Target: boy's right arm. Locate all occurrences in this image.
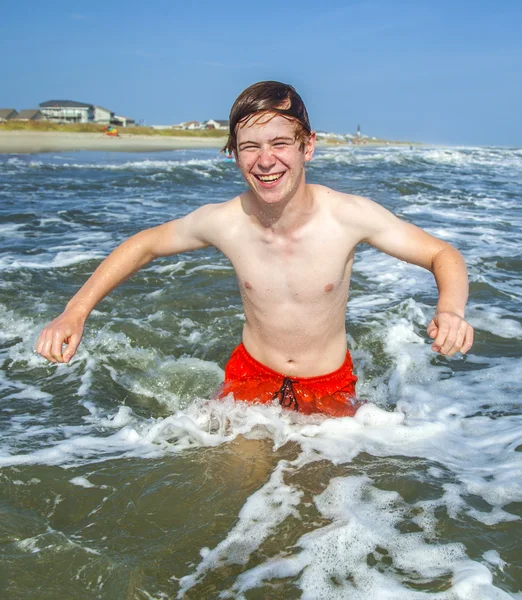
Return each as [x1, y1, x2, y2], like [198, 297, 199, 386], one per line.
[36, 208, 213, 363]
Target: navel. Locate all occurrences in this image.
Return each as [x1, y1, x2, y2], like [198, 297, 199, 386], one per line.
[324, 283, 334, 293]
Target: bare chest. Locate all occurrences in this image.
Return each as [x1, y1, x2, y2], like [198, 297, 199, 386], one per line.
[223, 224, 356, 304]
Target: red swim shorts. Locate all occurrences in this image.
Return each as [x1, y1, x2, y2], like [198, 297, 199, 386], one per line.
[218, 343, 360, 417]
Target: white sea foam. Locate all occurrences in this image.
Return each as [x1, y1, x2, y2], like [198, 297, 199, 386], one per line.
[185, 263, 234, 275]
[483, 550, 508, 572]
[69, 476, 96, 488]
[0, 250, 105, 271]
[0, 222, 24, 236]
[58, 158, 223, 172]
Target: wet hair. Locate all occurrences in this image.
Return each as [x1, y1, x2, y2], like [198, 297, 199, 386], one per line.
[223, 81, 312, 154]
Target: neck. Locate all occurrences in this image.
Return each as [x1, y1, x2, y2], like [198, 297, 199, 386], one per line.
[246, 181, 314, 233]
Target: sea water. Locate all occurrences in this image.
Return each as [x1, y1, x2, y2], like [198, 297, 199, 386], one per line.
[0, 145, 521, 599]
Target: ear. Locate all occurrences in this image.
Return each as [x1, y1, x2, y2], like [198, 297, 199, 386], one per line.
[304, 131, 316, 162]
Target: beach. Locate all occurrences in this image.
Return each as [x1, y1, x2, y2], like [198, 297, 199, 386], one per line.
[0, 130, 409, 154]
[0, 130, 227, 154]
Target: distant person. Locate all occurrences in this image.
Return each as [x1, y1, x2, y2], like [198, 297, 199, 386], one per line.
[221, 148, 234, 161]
[36, 81, 474, 417]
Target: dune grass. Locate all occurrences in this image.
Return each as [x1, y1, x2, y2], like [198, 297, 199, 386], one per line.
[0, 121, 227, 137]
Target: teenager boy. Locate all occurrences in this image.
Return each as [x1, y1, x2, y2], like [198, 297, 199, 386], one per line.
[36, 81, 474, 417]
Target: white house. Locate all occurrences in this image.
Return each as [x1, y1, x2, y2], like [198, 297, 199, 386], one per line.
[92, 105, 112, 125]
[111, 115, 135, 128]
[40, 100, 91, 123]
[39, 100, 113, 125]
[183, 120, 202, 130]
[204, 119, 229, 130]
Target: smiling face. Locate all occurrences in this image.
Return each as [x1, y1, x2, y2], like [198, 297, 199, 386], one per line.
[235, 113, 315, 207]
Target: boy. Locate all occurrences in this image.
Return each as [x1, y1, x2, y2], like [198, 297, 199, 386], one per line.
[36, 81, 473, 417]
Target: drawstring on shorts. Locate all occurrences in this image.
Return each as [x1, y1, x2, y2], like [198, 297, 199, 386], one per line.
[273, 377, 299, 411]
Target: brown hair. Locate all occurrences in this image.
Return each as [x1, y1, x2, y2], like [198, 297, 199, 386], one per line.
[223, 81, 312, 154]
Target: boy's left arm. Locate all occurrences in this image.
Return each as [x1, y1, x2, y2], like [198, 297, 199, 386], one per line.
[355, 197, 474, 356]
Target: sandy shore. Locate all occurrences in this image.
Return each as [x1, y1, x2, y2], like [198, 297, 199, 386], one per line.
[0, 130, 414, 154]
[0, 131, 228, 154]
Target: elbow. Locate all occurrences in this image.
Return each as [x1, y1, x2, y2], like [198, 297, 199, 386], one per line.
[430, 243, 465, 275]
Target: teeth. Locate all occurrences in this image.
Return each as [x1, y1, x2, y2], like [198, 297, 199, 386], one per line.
[257, 173, 283, 182]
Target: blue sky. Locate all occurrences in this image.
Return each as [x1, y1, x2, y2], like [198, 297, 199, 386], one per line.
[2, 0, 521, 146]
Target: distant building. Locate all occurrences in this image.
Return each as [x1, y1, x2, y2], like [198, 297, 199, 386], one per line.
[204, 119, 229, 130]
[15, 109, 45, 121]
[39, 100, 112, 125]
[92, 105, 112, 124]
[111, 115, 135, 127]
[0, 109, 19, 122]
[177, 119, 229, 130]
[183, 120, 202, 130]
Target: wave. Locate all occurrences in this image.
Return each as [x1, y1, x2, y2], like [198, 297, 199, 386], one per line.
[313, 145, 522, 172]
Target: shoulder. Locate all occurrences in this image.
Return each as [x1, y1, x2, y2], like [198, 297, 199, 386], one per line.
[311, 184, 388, 222]
[311, 184, 372, 206]
[181, 196, 241, 225]
[310, 185, 403, 244]
[177, 195, 243, 244]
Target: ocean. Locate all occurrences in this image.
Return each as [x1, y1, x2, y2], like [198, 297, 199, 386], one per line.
[0, 144, 521, 599]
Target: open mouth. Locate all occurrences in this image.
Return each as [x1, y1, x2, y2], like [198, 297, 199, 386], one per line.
[254, 172, 284, 184]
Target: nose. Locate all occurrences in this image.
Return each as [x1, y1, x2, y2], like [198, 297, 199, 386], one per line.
[257, 146, 276, 169]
